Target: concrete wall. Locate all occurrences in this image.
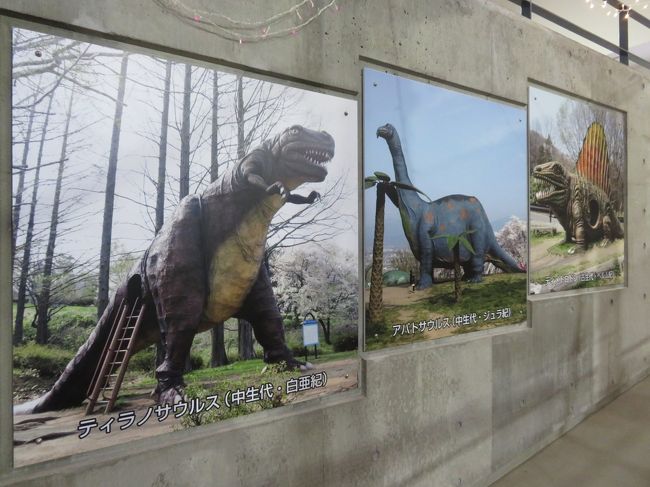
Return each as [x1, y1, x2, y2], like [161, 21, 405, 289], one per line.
[1, 1, 649, 485]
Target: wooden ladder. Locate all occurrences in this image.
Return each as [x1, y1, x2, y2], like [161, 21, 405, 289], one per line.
[86, 298, 147, 415]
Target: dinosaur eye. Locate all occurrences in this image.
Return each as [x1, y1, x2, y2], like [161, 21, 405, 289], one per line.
[289, 125, 301, 135]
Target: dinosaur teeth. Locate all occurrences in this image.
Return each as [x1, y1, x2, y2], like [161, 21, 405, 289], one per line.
[303, 148, 333, 165]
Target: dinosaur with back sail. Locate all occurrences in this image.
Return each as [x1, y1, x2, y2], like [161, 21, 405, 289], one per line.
[532, 122, 623, 249]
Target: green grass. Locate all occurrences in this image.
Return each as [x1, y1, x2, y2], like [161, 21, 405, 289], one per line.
[547, 241, 576, 256]
[530, 230, 561, 242]
[572, 275, 624, 289]
[11, 303, 96, 321]
[124, 350, 356, 390]
[13, 343, 73, 378]
[12, 303, 97, 347]
[366, 273, 527, 350]
[11, 301, 358, 400]
[12, 303, 35, 318]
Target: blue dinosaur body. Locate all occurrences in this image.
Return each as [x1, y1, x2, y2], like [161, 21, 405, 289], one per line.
[377, 123, 524, 289]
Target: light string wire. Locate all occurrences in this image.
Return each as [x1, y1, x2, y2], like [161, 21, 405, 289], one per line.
[153, 0, 340, 42]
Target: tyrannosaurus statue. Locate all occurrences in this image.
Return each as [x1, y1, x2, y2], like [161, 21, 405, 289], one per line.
[532, 122, 623, 250]
[376, 123, 524, 289]
[17, 125, 334, 413]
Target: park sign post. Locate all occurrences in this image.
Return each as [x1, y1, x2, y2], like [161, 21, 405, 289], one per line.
[302, 318, 319, 360]
[303, 319, 319, 346]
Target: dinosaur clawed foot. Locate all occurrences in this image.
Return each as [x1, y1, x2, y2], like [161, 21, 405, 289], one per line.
[285, 359, 314, 372]
[299, 360, 314, 372]
[264, 347, 314, 372]
[567, 245, 586, 255]
[152, 384, 185, 405]
[266, 357, 314, 372]
[415, 277, 433, 290]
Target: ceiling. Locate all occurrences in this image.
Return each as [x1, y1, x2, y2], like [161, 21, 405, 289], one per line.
[491, 0, 650, 65]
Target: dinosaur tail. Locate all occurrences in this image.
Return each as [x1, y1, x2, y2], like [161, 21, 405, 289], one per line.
[15, 275, 155, 414]
[487, 240, 525, 274]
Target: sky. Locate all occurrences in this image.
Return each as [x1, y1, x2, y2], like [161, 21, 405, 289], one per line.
[12, 28, 359, 282]
[528, 85, 571, 154]
[363, 68, 527, 251]
[528, 84, 626, 171]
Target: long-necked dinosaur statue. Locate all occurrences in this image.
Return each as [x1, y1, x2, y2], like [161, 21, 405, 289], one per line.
[17, 125, 333, 413]
[376, 123, 524, 289]
[532, 122, 623, 250]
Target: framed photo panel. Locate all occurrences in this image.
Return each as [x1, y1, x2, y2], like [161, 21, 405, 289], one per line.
[528, 85, 626, 294]
[11, 25, 359, 467]
[363, 68, 528, 350]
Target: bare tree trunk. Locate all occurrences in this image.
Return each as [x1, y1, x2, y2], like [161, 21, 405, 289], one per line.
[453, 243, 461, 302]
[12, 100, 36, 260]
[35, 90, 74, 344]
[97, 53, 129, 319]
[319, 317, 331, 345]
[209, 71, 229, 367]
[210, 71, 220, 182]
[179, 63, 191, 199]
[155, 59, 172, 366]
[368, 184, 386, 325]
[211, 325, 228, 367]
[234, 74, 255, 359]
[155, 59, 172, 234]
[179, 62, 192, 372]
[238, 320, 255, 360]
[14, 93, 54, 344]
[236, 75, 245, 158]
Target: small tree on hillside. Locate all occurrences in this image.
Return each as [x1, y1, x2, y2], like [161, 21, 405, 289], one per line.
[364, 171, 428, 325]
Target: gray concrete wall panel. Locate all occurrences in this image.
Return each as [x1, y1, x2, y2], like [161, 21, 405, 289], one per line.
[0, 1, 649, 486]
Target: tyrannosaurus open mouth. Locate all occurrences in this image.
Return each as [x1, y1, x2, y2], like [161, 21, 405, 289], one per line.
[280, 125, 335, 182]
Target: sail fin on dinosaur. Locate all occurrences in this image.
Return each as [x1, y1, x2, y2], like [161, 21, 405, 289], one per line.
[575, 122, 610, 196]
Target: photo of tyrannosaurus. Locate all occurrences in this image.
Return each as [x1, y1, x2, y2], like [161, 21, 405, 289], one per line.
[17, 124, 334, 413]
[376, 123, 525, 289]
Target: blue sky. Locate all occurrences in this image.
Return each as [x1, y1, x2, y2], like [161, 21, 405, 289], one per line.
[528, 86, 570, 154]
[363, 68, 527, 250]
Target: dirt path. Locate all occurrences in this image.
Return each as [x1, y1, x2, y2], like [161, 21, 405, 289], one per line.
[378, 286, 457, 340]
[530, 236, 624, 293]
[13, 358, 358, 467]
[531, 236, 623, 275]
[367, 286, 445, 323]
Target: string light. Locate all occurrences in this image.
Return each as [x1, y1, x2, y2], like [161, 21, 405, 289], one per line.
[153, 0, 341, 43]
[586, 0, 650, 19]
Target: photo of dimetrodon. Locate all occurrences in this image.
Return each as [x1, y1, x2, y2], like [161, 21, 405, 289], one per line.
[529, 86, 625, 295]
[363, 68, 528, 350]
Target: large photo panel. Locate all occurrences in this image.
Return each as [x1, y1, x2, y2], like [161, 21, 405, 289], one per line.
[11, 26, 358, 467]
[528, 85, 626, 294]
[363, 68, 528, 351]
